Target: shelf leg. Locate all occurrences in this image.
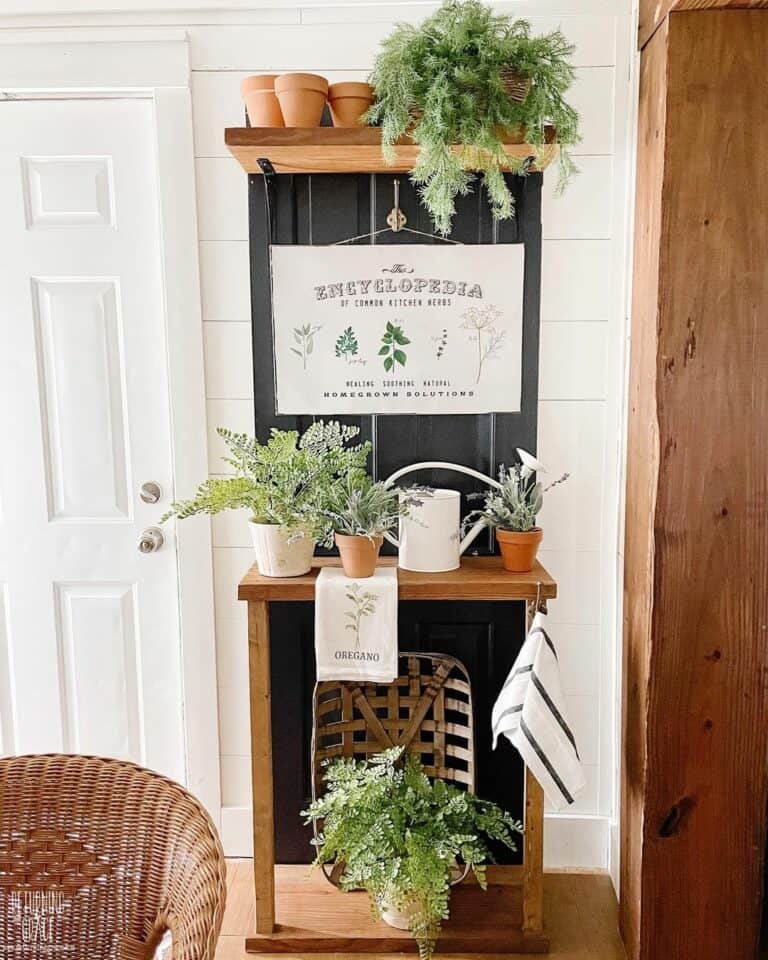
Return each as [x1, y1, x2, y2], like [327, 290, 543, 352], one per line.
[523, 598, 545, 937]
[248, 599, 275, 935]
[523, 768, 545, 934]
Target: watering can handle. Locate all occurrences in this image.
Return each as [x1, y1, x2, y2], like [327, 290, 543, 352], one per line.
[382, 461, 503, 550]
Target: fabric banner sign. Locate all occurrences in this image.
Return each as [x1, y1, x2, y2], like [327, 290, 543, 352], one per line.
[270, 244, 524, 415]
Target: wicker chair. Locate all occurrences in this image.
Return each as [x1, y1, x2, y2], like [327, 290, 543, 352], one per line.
[0, 754, 226, 960]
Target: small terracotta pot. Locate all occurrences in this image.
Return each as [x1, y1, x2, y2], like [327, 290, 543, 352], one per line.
[335, 533, 383, 579]
[496, 527, 543, 573]
[328, 81, 374, 128]
[240, 75, 284, 128]
[274, 72, 328, 127]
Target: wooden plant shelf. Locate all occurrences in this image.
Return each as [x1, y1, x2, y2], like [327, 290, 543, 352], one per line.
[239, 555, 557, 602]
[225, 126, 558, 175]
[245, 865, 549, 954]
[239, 555, 556, 955]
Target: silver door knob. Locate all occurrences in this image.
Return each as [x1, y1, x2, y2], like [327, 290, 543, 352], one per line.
[137, 527, 164, 554]
[140, 481, 162, 504]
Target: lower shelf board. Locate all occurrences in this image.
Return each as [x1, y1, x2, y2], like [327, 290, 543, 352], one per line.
[245, 865, 549, 955]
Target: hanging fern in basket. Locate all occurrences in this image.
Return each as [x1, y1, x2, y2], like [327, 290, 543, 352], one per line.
[365, 0, 580, 234]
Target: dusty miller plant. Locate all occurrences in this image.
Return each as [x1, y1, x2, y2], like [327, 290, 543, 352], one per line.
[303, 748, 521, 960]
[366, 0, 580, 234]
[464, 455, 568, 533]
[318, 475, 427, 547]
[161, 421, 370, 538]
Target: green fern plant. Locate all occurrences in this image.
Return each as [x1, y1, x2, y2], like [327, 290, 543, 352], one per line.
[161, 421, 370, 537]
[366, 0, 580, 234]
[303, 748, 522, 960]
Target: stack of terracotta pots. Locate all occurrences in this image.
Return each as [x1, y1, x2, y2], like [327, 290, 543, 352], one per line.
[240, 73, 374, 128]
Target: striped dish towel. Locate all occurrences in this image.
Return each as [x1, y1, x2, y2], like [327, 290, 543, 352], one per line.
[492, 612, 585, 811]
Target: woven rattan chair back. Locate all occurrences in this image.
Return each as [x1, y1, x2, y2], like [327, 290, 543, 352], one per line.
[0, 754, 226, 960]
[313, 652, 475, 797]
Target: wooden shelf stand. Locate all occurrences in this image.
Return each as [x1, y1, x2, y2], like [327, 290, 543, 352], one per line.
[238, 556, 556, 955]
[225, 126, 558, 175]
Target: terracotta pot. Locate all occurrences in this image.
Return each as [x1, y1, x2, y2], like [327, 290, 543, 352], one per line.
[496, 527, 543, 573]
[335, 533, 383, 578]
[249, 522, 314, 577]
[241, 74, 284, 128]
[328, 81, 374, 128]
[274, 72, 328, 127]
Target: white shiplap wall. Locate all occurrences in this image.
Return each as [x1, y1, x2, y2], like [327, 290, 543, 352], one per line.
[0, 0, 635, 875]
[192, 1, 635, 873]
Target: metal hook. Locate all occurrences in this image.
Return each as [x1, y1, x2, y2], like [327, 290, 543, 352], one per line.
[386, 178, 407, 233]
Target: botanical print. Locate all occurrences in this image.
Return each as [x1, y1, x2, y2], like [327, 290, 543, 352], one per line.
[379, 321, 410, 372]
[460, 304, 506, 383]
[271, 244, 524, 414]
[335, 326, 361, 364]
[291, 323, 322, 369]
[344, 582, 378, 649]
[432, 328, 448, 359]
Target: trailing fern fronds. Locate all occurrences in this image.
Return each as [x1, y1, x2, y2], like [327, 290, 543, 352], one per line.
[303, 749, 522, 959]
[366, 0, 580, 234]
[161, 421, 371, 536]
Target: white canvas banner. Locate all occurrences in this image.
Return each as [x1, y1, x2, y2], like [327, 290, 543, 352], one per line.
[270, 244, 524, 415]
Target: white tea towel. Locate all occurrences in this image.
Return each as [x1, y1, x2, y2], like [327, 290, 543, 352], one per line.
[492, 612, 586, 811]
[315, 567, 398, 682]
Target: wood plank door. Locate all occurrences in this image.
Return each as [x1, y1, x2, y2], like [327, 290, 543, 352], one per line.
[247, 172, 542, 863]
[0, 98, 185, 781]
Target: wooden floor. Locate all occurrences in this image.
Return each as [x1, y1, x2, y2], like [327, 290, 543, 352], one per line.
[216, 860, 627, 960]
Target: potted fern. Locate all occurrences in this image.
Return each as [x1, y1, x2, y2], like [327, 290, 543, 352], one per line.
[161, 421, 370, 578]
[366, 0, 580, 234]
[464, 448, 569, 572]
[303, 748, 521, 959]
[318, 475, 425, 578]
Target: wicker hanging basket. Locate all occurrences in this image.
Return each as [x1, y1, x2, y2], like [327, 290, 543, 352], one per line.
[500, 67, 532, 103]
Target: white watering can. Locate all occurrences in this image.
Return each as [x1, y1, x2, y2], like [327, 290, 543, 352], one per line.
[384, 461, 503, 573]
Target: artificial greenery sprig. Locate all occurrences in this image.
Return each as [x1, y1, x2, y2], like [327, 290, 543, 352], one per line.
[318, 475, 427, 547]
[161, 421, 370, 538]
[303, 748, 521, 960]
[366, 0, 580, 234]
[464, 450, 568, 533]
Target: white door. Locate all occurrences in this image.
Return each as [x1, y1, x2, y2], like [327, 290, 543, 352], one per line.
[0, 98, 185, 783]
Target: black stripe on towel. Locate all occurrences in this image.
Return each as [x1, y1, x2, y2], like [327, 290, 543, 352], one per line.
[501, 663, 533, 692]
[530, 672, 580, 760]
[529, 626, 558, 662]
[494, 703, 523, 728]
[520, 716, 574, 805]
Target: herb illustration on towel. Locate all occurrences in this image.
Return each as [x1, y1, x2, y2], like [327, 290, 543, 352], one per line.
[344, 583, 377, 649]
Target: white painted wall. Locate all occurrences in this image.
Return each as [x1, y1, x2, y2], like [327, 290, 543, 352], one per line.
[0, 0, 636, 877]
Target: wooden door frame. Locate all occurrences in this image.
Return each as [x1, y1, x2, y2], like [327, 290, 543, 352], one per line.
[0, 29, 221, 824]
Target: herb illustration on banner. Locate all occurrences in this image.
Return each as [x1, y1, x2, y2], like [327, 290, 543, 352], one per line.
[271, 244, 524, 415]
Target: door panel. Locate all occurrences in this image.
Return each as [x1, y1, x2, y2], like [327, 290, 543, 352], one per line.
[248, 169, 543, 862]
[0, 99, 184, 781]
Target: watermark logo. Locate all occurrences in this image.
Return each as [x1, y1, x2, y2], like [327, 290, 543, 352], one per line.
[8, 890, 66, 947]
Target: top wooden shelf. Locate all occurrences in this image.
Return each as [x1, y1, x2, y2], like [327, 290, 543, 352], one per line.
[238, 555, 556, 602]
[224, 127, 558, 175]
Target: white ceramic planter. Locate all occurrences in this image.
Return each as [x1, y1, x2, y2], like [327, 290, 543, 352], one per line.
[380, 899, 417, 931]
[249, 522, 314, 577]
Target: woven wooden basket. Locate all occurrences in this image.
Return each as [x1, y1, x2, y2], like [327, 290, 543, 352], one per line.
[500, 67, 532, 103]
[311, 653, 475, 887]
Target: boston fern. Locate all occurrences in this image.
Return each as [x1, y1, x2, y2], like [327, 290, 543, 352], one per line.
[303, 748, 521, 959]
[366, 0, 580, 234]
[318, 475, 425, 547]
[161, 421, 370, 536]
